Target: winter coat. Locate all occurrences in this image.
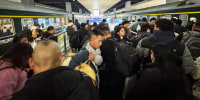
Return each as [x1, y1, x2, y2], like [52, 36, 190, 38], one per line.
[136, 30, 194, 74]
[0, 59, 27, 100]
[42, 31, 57, 42]
[125, 63, 193, 100]
[11, 67, 100, 100]
[67, 23, 77, 31]
[99, 37, 126, 100]
[181, 30, 200, 44]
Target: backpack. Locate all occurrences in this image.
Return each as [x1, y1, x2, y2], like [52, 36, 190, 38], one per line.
[185, 35, 200, 60]
[108, 38, 140, 76]
[69, 31, 80, 48]
[67, 25, 75, 37]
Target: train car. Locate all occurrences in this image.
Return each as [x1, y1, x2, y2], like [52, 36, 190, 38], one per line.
[0, 0, 72, 54]
[116, 1, 200, 26]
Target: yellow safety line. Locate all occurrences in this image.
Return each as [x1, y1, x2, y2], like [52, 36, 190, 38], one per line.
[58, 34, 64, 40]
[0, 15, 68, 18]
[128, 11, 200, 16]
[62, 56, 72, 66]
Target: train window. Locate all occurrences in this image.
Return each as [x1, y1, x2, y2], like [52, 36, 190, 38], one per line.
[38, 18, 46, 29]
[21, 18, 34, 30]
[0, 18, 15, 38]
[179, 14, 188, 26]
[190, 17, 197, 22]
[49, 18, 55, 26]
[45, 18, 49, 27]
[61, 18, 65, 25]
[55, 18, 61, 27]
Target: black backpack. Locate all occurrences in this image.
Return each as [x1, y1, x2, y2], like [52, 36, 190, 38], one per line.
[108, 38, 140, 76]
[69, 31, 80, 48]
[67, 25, 75, 37]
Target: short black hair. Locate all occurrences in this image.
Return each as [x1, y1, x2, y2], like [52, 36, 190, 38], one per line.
[155, 19, 174, 31]
[141, 23, 150, 32]
[22, 29, 33, 42]
[102, 19, 106, 22]
[171, 18, 177, 23]
[12, 33, 28, 45]
[47, 26, 54, 31]
[101, 27, 110, 36]
[142, 17, 147, 22]
[176, 19, 182, 25]
[80, 23, 87, 28]
[36, 24, 40, 27]
[122, 21, 130, 25]
[150, 17, 156, 22]
[137, 19, 141, 22]
[90, 29, 104, 37]
[69, 20, 73, 22]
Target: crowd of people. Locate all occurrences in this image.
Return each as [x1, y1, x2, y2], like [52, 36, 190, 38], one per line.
[0, 17, 200, 100]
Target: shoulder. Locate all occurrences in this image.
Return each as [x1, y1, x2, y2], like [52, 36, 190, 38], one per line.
[141, 36, 155, 48]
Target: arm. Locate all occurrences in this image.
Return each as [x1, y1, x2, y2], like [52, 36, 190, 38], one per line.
[182, 46, 194, 74]
[69, 50, 89, 68]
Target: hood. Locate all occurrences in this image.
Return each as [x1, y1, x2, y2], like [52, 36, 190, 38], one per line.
[189, 30, 200, 37]
[151, 30, 176, 43]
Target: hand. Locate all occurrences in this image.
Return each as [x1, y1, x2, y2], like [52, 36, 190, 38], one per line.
[88, 52, 95, 61]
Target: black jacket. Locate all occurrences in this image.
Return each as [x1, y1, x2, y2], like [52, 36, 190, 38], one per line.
[99, 37, 126, 100]
[125, 63, 193, 100]
[42, 31, 57, 42]
[78, 28, 89, 49]
[11, 67, 100, 100]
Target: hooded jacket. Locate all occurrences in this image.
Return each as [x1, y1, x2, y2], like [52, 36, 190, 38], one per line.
[136, 30, 194, 74]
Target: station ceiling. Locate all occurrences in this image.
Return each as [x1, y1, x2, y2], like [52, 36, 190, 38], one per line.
[34, 0, 144, 14]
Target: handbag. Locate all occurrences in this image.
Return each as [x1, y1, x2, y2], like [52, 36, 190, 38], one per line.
[74, 60, 96, 82]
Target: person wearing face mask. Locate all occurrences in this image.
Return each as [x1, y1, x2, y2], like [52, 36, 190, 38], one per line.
[125, 43, 195, 100]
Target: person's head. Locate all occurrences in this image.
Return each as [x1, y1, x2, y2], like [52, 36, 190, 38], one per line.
[185, 21, 194, 31]
[22, 29, 33, 42]
[102, 19, 106, 23]
[93, 22, 97, 27]
[29, 40, 63, 75]
[154, 19, 174, 31]
[171, 18, 177, 25]
[12, 33, 29, 46]
[47, 26, 55, 34]
[141, 17, 147, 22]
[35, 24, 40, 29]
[31, 27, 39, 38]
[122, 21, 130, 28]
[90, 29, 104, 49]
[101, 27, 111, 39]
[137, 19, 141, 22]
[1, 43, 33, 70]
[75, 19, 78, 22]
[80, 23, 88, 30]
[151, 43, 187, 94]
[192, 21, 200, 31]
[69, 20, 73, 23]
[132, 20, 135, 22]
[87, 20, 89, 24]
[150, 17, 156, 25]
[141, 23, 150, 32]
[115, 25, 125, 37]
[176, 19, 182, 25]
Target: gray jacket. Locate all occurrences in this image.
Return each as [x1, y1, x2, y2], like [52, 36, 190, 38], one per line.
[136, 38, 194, 74]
